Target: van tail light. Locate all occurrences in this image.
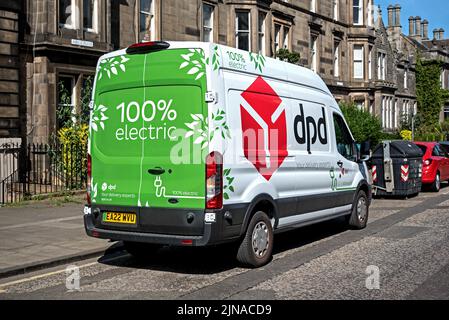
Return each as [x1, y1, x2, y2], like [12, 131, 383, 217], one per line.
[206, 152, 223, 210]
[424, 159, 432, 167]
[126, 41, 170, 55]
[87, 154, 92, 206]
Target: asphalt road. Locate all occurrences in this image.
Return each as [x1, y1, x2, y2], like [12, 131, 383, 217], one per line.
[1, 187, 449, 300]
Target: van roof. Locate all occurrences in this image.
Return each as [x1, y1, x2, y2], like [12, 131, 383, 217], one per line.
[98, 41, 333, 98]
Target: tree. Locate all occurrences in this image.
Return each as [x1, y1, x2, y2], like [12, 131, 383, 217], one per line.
[276, 48, 300, 65]
[415, 56, 449, 134]
[339, 102, 383, 145]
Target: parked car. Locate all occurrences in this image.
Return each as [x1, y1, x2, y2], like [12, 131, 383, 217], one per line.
[414, 142, 449, 192]
[438, 141, 449, 155]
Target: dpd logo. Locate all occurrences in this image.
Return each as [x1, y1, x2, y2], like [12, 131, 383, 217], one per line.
[294, 104, 328, 154]
[240, 76, 288, 181]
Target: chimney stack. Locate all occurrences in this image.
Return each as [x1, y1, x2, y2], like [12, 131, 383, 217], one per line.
[434, 28, 440, 40]
[439, 28, 445, 40]
[394, 4, 401, 27]
[409, 16, 415, 35]
[387, 5, 394, 27]
[415, 16, 422, 39]
[422, 20, 429, 40]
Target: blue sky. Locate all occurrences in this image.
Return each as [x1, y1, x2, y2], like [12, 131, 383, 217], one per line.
[376, 0, 449, 37]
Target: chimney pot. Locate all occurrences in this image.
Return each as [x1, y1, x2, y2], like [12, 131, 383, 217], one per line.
[422, 19, 429, 40]
[409, 16, 415, 35]
[387, 5, 394, 27]
[434, 28, 440, 40]
[415, 16, 422, 39]
[394, 4, 401, 27]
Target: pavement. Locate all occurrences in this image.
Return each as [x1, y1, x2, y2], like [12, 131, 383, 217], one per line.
[0, 198, 114, 278]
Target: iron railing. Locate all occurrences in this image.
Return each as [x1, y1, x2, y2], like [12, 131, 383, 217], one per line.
[0, 142, 87, 205]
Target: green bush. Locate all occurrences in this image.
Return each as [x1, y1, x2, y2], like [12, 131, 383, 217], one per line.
[52, 76, 92, 189]
[416, 57, 449, 130]
[400, 130, 412, 141]
[414, 124, 445, 142]
[276, 48, 300, 65]
[379, 131, 402, 141]
[339, 102, 383, 145]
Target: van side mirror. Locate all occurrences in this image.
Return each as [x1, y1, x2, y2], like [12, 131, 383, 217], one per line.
[358, 141, 371, 162]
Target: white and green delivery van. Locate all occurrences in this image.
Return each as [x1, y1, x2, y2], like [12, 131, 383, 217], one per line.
[84, 41, 372, 267]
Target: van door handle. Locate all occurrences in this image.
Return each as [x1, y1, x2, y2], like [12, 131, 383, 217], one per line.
[148, 167, 165, 175]
[337, 161, 344, 168]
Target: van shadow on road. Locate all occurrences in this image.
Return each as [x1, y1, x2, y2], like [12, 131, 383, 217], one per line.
[98, 218, 350, 275]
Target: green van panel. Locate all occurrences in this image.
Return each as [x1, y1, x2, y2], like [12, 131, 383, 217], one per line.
[90, 48, 208, 210]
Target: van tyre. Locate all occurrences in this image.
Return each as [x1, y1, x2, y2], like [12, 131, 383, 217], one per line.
[431, 172, 441, 192]
[124, 241, 161, 260]
[348, 190, 369, 229]
[237, 211, 273, 268]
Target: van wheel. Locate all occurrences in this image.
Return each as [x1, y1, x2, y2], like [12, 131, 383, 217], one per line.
[347, 190, 369, 229]
[237, 211, 273, 268]
[431, 172, 441, 192]
[123, 241, 161, 260]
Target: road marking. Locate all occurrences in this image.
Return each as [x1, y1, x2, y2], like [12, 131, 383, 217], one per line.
[0, 252, 129, 290]
[0, 262, 98, 289]
[0, 216, 81, 231]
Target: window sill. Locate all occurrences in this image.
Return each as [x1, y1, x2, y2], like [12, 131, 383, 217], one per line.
[59, 24, 77, 30]
[84, 29, 98, 34]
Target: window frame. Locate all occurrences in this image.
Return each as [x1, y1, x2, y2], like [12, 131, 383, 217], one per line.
[353, 0, 364, 26]
[310, 0, 317, 13]
[334, 40, 340, 77]
[368, 46, 373, 79]
[235, 10, 251, 51]
[139, 0, 156, 41]
[283, 26, 290, 50]
[310, 34, 318, 73]
[57, 74, 77, 129]
[404, 69, 408, 89]
[258, 11, 267, 55]
[59, 0, 79, 30]
[353, 44, 364, 79]
[202, 2, 214, 42]
[444, 106, 449, 120]
[333, 0, 339, 20]
[83, 0, 98, 33]
[377, 51, 386, 80]
[273, 23, 282, 57]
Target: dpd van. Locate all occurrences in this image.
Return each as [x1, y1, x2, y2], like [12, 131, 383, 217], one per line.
[84, 41, 372, 267]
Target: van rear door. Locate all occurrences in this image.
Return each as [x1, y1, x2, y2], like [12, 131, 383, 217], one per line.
[91, 47, 208, 211]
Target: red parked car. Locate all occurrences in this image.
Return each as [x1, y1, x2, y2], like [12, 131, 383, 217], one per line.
[414, 142, 449, 192]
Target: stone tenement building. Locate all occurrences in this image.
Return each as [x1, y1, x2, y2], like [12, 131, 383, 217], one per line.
[0, 0, 448, 142]
[0, 1, 22, 138]
[385, 6, 449, 127]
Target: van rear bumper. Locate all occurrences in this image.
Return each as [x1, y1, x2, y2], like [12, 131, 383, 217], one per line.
[84, 213, 213, 246]
[83, 203, 247, 246]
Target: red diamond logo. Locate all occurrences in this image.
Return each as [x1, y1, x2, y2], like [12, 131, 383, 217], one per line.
[240, 76, 288, 181]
